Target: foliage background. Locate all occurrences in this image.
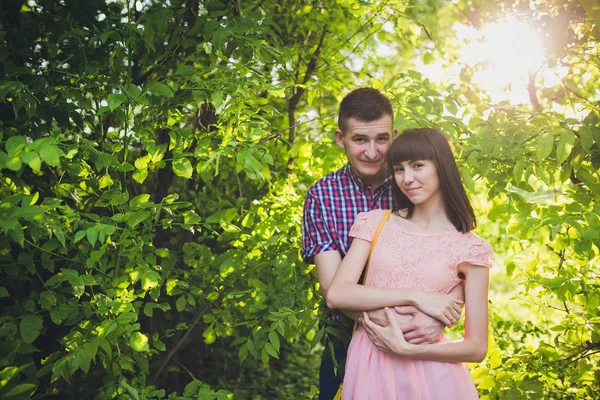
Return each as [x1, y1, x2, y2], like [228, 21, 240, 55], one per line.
[0, 0, 598, 399]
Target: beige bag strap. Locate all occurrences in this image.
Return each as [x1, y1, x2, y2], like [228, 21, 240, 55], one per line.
[363, 209, 392, 280]
[352, 209, 392, 335]
[334, 210, 394, 400]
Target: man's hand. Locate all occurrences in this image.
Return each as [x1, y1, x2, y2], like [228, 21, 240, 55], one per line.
[395, 283, 466, 344]
[395, 306, 446, 344]
[361, 309, 414, 356]
[358, 307, 446, 344]
[365, 308, 413, 327]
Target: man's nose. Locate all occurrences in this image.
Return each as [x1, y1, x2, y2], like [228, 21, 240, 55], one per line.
[364, 141, 377, 159]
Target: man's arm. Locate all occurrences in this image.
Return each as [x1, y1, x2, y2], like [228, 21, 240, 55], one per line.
[395, 282, 465, 344]
[316, 250, 466, 342]
[315, 251, 414, 326]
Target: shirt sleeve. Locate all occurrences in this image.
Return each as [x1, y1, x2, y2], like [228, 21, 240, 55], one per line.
[460, 236, 493, 268]
[301, 189, 338, 264]
[349, 210, 384, 243]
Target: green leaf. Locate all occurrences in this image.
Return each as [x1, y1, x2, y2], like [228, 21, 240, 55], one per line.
[147, 81, 174, 97]
[0, 286, 8, 298]
[127, 210, 151, 228]
[176, 296, 187, 312]
[5, 157, 22, 171]
[21, 151, 42, 172]
[39, 145, 65, 167]
[264, 342, 279, 359]
[20, 315, 43, 343]
[39, 291, 57, 310]
[9, 225, 24, 247]
[556, 129, 575, 165]
[73, 230, 86, 243]
[129, 194, 151, 210]
[513, 159, 525, 181]
[172, 158, 193, 179]
[107, 93, 128, 111]
[154, 339, 166, 351]
[537, 131, 554, 162]
[10, 205, 44, 220]
[141, 269, 160, 291]
[129, 332, 149, 352]
[184, 380, 204, 397]
[203, 325, 216, 344]
[86, 227, 99, 246]
[124, 83, 145, 104]
[268, 331, 280, 352]
[132, 168, 148, 184]
[488, 204, 509, 221]
[477, 376, 496, 390]
[579, 126, 594, 151]
[50, 305, 69, 325]
[121, 380, 140, 400]
[4, 383, 36, 397]
[73, 348, 92, 373]
[5, 136, 27, 155]
[53, 227, 66, 248]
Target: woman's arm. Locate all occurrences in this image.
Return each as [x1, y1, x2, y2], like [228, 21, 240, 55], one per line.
[362, 262, 490, 363]
[327, 238, 463, 326]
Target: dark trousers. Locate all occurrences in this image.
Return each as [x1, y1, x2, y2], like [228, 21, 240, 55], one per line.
[319, 341, 348, 400]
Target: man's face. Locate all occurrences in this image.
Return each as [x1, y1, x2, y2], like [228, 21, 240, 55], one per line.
[335, 115, 396, 187]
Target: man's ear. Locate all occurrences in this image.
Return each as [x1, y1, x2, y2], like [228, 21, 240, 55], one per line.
[334, 129, 345, 148]
[392, 128, 398, 139]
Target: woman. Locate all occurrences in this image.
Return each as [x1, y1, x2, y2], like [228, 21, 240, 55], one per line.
[327, 128, 493, 399]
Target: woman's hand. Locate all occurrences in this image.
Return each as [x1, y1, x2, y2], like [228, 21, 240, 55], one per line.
[361, 308, 413, 356]
[413, 291, 463, 326]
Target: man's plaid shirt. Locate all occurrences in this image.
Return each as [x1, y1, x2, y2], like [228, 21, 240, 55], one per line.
[302, 164, 397, 264]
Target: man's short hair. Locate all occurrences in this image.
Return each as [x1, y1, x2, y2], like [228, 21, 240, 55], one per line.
[338, 88, 393, 133]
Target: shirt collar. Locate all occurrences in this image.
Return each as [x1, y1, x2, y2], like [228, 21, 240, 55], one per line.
[343, 164, 392, 194]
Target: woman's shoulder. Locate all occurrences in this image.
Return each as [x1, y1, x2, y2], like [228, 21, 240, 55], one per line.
[355, 209, 391, 221]
[463, 231, 494, 253]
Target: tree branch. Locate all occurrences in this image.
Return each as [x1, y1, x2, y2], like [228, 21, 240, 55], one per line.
[151, 298, 218, 382]
[287, 24, 328, 146]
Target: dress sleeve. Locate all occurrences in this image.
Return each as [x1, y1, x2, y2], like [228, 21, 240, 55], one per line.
[349, 210, 384, 243]
[301, 189, 338, 264]
[461, 236, 493, 268]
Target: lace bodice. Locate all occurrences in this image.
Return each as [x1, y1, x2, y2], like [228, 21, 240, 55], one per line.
[349, 209, 493, 293]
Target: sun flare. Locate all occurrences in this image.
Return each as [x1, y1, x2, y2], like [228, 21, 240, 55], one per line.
[460, 17, 545, 103]
[418, 17, 548, 105]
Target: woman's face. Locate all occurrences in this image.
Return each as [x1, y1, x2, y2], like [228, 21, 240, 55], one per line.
[392, 159, 440, 205]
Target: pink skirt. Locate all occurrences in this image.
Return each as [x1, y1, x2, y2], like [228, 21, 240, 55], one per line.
[341, 328, 479, 400]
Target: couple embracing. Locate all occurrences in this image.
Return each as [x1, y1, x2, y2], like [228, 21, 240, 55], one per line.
[302, 88, 493, 400]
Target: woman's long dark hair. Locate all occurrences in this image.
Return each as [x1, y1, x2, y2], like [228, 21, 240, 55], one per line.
[386, 128, 476, 233]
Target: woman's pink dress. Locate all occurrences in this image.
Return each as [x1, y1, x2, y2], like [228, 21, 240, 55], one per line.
[342, 209, 493, 400]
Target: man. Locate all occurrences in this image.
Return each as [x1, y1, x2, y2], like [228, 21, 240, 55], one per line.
[302, 88, 462, 399]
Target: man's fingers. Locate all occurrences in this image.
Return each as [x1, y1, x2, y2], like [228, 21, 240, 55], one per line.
[398, 322, 416, 333]
[406, 336, 429, 345]
[363, 311, 379, 331]
[394, 305, 418, 315]
[401, 330, 421, 341]
[450, 308, 461, 321]
[384, 307, 400, 329]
